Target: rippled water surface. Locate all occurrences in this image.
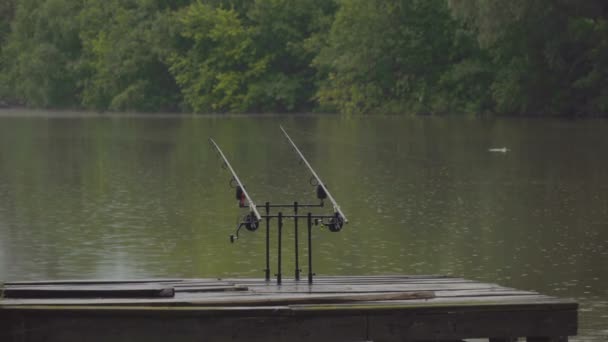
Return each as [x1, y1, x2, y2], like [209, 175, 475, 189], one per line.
[0, 112, 607, 339]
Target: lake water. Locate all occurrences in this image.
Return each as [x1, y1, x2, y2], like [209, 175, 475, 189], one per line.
[0, 112, 606, 340]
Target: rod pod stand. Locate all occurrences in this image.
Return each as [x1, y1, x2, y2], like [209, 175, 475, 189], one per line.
[262, 201, 324, 284]
[211, 129, 347, 286]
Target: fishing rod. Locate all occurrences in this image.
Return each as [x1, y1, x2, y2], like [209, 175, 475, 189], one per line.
[209, 138, 261, 243]
[280, 126, 348, 232]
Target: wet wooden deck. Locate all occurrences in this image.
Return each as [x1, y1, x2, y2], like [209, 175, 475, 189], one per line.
[0, 275, 577, 341]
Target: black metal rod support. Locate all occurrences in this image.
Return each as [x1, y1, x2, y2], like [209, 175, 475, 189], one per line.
[265, 203, 324, 208]
[264, 202, 270, 281]
[277, 212, 283, 285]
[294, 202, 300, 281]
[261, 214, 334, 219]
[307, 212, 313, 284]
[239, 201, 322, 209]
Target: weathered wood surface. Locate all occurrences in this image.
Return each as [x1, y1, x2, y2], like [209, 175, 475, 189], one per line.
[1, 284, 176, 298]
[0, 275, 578, 342]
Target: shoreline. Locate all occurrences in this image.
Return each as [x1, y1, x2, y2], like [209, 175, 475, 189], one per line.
[1, 108, 607, 120]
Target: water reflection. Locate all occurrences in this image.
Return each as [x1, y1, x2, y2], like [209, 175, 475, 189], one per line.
[0, 114, 606, 340]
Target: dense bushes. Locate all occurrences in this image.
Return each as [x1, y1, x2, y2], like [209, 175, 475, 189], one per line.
[0, 0, 606, 116]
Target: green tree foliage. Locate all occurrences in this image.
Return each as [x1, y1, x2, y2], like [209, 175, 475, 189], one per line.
[449, 0, 608, 116]
[168, 3, 262, 112]
[0, 0, 15, 45]
[0, 0, 16, 101]
[78, 0, 182, 112]
[246, 0, 337, 112]
[314, 0, 489, 115]
[2, 0, 83, 107]
[0, 0, 606, 115]
[168, 0, 334, 113]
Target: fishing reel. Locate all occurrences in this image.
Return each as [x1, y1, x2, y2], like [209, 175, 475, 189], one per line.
[323, 213, 345, 232]
[230, 212, 260, 243]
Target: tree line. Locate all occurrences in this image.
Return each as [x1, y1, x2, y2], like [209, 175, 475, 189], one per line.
[0, 0, 607, 116]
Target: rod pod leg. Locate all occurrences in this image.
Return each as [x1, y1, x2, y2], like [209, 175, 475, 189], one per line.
[294, 202, 300, 280]
[307, 212, 313, 284]
[277, 212, 283, 285]
[264, 202, 270, 281]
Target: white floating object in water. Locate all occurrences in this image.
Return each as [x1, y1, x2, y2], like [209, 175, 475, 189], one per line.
[488, 147, 509, 153]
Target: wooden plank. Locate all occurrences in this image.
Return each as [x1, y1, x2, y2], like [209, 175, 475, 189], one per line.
[0, 296, 576, 314]
[311, 274, 451, 279]
[2, 285, 175, 299]
[168, 282, 237, 288]
[0, 301, 577, 342]
[180, 291, 435, 306]
[0, 291, 434, 307]
[5, 279, 194, 286]
[367, 308, 577, 341]
[0, 276, 534, 291]
[177, 288, 536, 300]
[232, 279, 476, 286]
[244, 282, 504, 294]
[172, 287, 532, 299]
[219, 275, 454, 283]
[0, 311, 369, 342]
[222, 275, 459, 283]
[289, 295, 577, 313]
[175, 288, 539, 300]
[0, 293, 573, 310]
[434, 289, 538, 297]
[174, 287, 534, 300]
[174, 286, 248, 293]
[230, 276, 465, 282]
[0, 304, 294, 312]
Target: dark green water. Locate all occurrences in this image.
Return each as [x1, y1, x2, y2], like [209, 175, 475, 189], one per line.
[0, 112, 607, 340]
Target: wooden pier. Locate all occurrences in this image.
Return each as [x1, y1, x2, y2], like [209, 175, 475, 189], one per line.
[0, 275, 577, 341]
